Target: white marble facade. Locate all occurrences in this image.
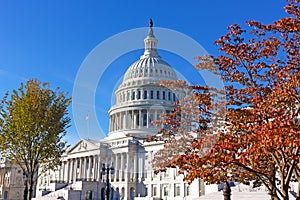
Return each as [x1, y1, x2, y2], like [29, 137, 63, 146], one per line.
[35, 25, 204, 200]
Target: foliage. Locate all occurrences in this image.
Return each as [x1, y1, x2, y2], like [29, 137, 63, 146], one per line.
[153, 1, 300, 200]
[0, 79, 71, 199]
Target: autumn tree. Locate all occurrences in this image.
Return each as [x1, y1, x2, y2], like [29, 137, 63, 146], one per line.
[0, 79, 71, 200]
[153, 1, 300, 200]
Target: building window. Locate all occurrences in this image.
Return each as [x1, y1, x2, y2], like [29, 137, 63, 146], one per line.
[163, 91, 166, 100]
[136, 113, 139, 127]
[143, 114, 147, 127]
[168, 92, 171, 101]
[163, 184, 169, 196]
[173, 93, 176, 102]
[132, 91, 135, 100]
[86, 190, 93, 200]
[185, 184, 190, 196]
[150, 90, 154, 99]
[137, 90, 141, 99]
[175, 184, 181, 196]
[153, 185, 157, 196]
[149, 113, 154, 126]
[144, 91, 147, 99]
[157, 91, 160, 99]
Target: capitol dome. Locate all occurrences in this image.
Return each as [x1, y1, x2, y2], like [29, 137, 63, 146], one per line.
[108, 23, 180, 137]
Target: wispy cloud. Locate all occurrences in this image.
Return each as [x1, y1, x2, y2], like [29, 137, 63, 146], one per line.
[0, 69, 27, 82]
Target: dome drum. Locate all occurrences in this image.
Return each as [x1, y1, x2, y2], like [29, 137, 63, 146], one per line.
[108, 25, 179, 137]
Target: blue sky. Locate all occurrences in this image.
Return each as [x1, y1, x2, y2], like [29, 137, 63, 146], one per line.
[0, 0, 288, 144]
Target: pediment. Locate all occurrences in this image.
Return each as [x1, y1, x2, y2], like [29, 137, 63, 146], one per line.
[67, 139, 100, 154]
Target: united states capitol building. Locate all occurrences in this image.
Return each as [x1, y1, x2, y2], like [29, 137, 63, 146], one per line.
[34, 24, 226, 200]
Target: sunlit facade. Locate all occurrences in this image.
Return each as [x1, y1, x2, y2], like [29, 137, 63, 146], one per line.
[35, 25, 205, 200]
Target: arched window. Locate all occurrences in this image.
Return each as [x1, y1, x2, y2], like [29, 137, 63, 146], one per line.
[150, 90, 154, 99]
[136, 113, 139, 127]
[156, 91, 160, 99]
[137, 91, 141, 99]
[143, 91, 147, 99]
[143, 114, 147, 127]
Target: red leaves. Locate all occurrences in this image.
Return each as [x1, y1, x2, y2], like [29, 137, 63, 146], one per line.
[152, 2, 300, 199]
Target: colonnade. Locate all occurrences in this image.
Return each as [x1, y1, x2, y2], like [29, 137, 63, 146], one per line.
[58, 155, 99, 183]
[56, 152, 139, 184]
[110, 109, 161, 132]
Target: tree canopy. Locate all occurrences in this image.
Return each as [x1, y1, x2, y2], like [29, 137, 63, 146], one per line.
[0, 79, 71, 199]
[153, 1, 300, 200]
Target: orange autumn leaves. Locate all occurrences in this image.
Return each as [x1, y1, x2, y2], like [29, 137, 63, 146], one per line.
[152, 1, 300, 200]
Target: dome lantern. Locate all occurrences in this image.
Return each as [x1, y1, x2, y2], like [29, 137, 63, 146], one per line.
[140, 19, 160, 59]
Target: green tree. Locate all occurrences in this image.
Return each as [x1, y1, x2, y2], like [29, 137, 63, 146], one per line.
[0, 79, 71, 200]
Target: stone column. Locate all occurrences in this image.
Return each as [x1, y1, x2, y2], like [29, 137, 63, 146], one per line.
[139, 110, 142, 128]
[147, 110, 149, 128]
[118, 113, 121, 130]
[64, 161, 67, 182]
[88, 156, 92, 180]
[93, 156, 96, 180]
[130, 110, 133, 129]
[148, 185, 152, 198]
[78, 157, 82, 179]
[59, 163, 63, 182]
[69, 159, 73, 182]
[115, 154, 119, 182]
[132, 111, 135, 129]
[97, 155, 101, 181]
[66, 160, 70, 182]
[82, 157, 86, 180]
[57, 165, 61, 182]
[125, 110, 129, 129]
[121, 112, 124, 129]
[120, 153, 124, 181]
[150, 151, 153, 180]
[86, 157, 89, 180]
[126, 153, 130, 182]
[111, 114, 115, 131]
[109, 116, 112, 132]
[133, 152, 137, 181]
[74, 158, 78, 181]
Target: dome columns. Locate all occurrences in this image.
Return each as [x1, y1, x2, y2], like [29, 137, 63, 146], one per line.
[109, 109, 164, 133]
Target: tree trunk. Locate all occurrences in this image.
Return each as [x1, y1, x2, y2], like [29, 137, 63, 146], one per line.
[270, 193, 280, 200]
[269, 184, 280, 200]
[24, 181, 28, 200]
[28, 172, 34, 200]
[29, 184, 33, 200]
[223, 181, 231, 200]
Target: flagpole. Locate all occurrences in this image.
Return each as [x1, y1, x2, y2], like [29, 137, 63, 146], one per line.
[86, 113, 90, 139]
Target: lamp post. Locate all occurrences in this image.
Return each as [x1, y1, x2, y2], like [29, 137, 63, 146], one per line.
[22, 173, 28, 200]
[102, 163, 114, 200]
